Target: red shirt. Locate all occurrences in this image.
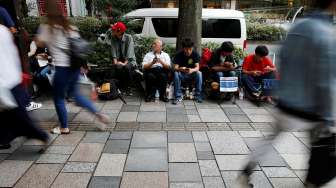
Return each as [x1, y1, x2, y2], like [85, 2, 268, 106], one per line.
[243, 54, 275, 74]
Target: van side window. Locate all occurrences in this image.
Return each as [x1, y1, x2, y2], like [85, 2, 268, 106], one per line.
[202, 19, 241, 38]
[152, 18, 178, 37]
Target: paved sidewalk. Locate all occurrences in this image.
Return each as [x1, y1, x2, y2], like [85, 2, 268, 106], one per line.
[1, 97, 336, 187]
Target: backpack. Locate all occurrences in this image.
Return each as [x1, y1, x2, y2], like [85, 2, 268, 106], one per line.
[200, 48, 213, 69]
[97, 79, 124, 102]
[68, 37, 90, 69]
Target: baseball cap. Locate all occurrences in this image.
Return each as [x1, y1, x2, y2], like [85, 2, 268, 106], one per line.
[111, 22, 127, 33]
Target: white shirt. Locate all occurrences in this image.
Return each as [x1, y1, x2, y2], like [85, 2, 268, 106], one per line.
[142, 51, 171, 69]
[37, 24, 80, 67]
[0, 25, 22, 89]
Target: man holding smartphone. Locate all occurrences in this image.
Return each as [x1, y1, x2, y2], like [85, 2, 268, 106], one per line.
[242, 45, 276, 98]
[142, 39, 171, 102]
[173, 38, 203, 105]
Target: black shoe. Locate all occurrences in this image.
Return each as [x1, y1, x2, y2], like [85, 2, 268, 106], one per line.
[159, 96, 169, 103]
[0, 144, 11, 150]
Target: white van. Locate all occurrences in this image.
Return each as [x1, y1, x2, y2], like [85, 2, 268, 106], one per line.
[124, 8, 247, 50]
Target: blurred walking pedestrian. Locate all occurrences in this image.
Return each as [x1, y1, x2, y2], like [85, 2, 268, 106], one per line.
[239, 0, 336, 187]
[36, 0, 109, 134]
[0, 18, 49, 150]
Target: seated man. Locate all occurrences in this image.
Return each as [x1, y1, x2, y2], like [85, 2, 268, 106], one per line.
[142, 39, 171, 102]
[173, 38, 202, 104]
[210, 41, 237, 81]
[110, 22, 136, 96]
[242, 45, 276, 99]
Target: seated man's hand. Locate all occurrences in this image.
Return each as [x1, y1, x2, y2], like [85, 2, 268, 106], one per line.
[264, 66, 273, 73]
[252, 71, 262, 77]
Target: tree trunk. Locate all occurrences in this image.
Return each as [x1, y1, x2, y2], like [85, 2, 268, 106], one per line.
[176, 0, 203, 54]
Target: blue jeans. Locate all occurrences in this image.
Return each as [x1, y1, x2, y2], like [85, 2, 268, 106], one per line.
[174, 71, 202, 99]
[242, 72, 275, 94]
[53, 67, 98, 128]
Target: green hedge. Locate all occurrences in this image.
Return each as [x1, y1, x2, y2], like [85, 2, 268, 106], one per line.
[247, 22, 286, 41]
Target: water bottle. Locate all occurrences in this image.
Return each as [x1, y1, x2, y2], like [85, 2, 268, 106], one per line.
[190, 88, 195, 100]
[239, 88, 244, 100]
[186, 88, 190, 99]
[155, 90, 160, 103]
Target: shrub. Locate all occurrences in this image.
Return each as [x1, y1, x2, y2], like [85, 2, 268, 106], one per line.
[247, 22, 286, 41]
[202, 42, 247, 63]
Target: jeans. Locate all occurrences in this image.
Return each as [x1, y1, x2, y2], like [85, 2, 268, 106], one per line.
[53, 66, 98, 128]
[174, 71, 202, 99]
[144, 68, 168, 97]
[242, 72, 275, 94]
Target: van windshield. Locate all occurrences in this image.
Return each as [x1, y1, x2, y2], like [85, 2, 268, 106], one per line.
[152, 18, 241, 38]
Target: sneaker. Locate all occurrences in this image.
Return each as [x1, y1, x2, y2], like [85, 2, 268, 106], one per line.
[26, 102, 42, 112]
[172, 98, 183, 105]
[159, 96, 169, 103]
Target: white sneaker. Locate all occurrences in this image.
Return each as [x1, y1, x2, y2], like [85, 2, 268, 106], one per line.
[26, 102, 42, 112]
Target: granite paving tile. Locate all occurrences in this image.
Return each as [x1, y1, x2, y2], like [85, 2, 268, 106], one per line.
[199, 160, 221, 176]
[137, 111, 166, 122]
[117, 112, 138, 122]
[192, 132, 209, 142]
[239, 131, 263, 138]
[103, 140, 131, 154]
[168, 131, 193, 143]
[169, 163, 202, 182]
[0, 160, 33, 187]
[207, 131, 250, 154]
[216, 155, 249, 170]
[221, 171, 272, 188]
[203, 177, 225, 188]
[131, 132, 167, 148]
[281, 154, 309, 170]
[51, 173, 91, 188]
[188, 115, 202, 122]
[262, 167, 297, 178]
[198, 109, 229, 122]
[36, 154, 69, 164]
[62, 162, 96, 173]
[52, 131, 85, 146]
[140, 103, 166, 111]
[195, 142, 212, 152]
[120, 172, 168, 188]
[273, 133, 310, 154]
[169, 143, 197, 162]
[170, 183, 204, 188]
[269, 178, 305, 188]
[88, 177, 121, 188]
[228, 115, 251, 123]
[94, 154, 126, 176]
[167, 113, 189, 122]
[125, 148, 168, 171]
[109, 131, 133, 140]
[69, 143, 104, 162]
[197, 151, 215, 160]
[81, 132, 110, 143]
[14, 164, 63, 188]
[121, 105, 140, 112]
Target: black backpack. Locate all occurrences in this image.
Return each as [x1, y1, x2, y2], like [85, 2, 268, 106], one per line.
[98, 80, 126, 104]
[67, 37, 90, 69]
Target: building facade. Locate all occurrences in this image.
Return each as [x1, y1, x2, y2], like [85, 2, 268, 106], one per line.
[30, 0, 86, 16]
